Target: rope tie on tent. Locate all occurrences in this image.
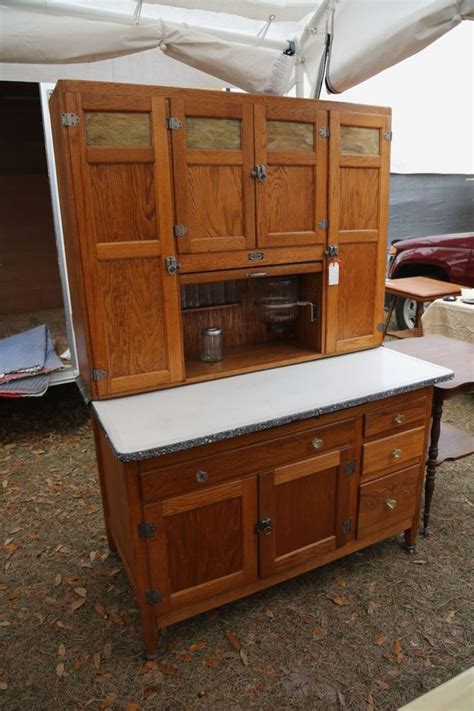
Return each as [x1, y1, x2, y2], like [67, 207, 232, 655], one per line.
[256, 14, 276, 45]
[132, 0, 144, 26]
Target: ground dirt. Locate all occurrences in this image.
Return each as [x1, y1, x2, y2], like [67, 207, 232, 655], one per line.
[1, 385, 473, 711]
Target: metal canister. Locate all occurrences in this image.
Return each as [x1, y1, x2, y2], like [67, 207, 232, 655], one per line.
[200, 327, 223, 362]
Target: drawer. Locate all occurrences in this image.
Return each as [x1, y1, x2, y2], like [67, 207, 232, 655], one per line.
[140, 418, 355, 502]
[364, 397, 428, 438]
[357, 464, 420, 539]
[362, 426, 425, 482]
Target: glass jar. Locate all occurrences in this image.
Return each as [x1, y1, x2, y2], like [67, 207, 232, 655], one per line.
[200, 327, 224, 362]
[255, 277, 298, 334]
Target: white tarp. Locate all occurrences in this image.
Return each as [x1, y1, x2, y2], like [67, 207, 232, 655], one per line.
[0, 0, 473, 96]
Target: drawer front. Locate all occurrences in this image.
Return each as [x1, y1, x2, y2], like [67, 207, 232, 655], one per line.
[141, 418, 355, 502]
[362, 426, 425, 482]
[357, 465, 420, 539]
[364, 397, 428, 438]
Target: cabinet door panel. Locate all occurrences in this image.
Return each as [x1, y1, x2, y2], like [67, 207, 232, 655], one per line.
[145, 478, 258, 612]
[258, 448, 356, 577]
[63, 93, 184, 397]
[255, 105, 327, 249]
[326, 111, 390, 354]
[171, 98, 256, 254]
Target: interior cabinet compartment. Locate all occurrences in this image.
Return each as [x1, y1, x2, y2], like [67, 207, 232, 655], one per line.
[180, 262, 323, 381]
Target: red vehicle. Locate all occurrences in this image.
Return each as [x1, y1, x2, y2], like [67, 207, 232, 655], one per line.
[387, 232, 474, 329]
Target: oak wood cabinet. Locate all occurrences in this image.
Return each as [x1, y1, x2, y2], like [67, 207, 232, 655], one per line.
[93, 386, 432, 658]
[50, 80, 391, 400]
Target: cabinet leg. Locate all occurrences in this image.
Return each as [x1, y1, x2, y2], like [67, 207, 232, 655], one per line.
[139, 604, 168, 660]
[404, 527, 417, 554]
[422, 389, 443, 535]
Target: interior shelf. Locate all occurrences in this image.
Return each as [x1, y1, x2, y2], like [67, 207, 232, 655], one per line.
[185, 341, 320, 382]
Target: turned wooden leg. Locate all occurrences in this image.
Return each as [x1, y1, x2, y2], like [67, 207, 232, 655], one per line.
[383, 295, 397, 339]
[422, 389, 444, 535]
[404, 527, 417, 553]
[415, 300, 424, 335]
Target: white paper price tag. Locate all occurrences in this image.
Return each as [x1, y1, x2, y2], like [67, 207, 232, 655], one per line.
[328, 261, 339, 286]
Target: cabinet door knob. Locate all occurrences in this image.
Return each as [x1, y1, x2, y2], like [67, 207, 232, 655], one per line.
[195, 470, 208, 483]
[386, 498, 398, 510]
[393, 413, 406, 425]
[390, 448, 402, 459]
[312, 438, 324, 450]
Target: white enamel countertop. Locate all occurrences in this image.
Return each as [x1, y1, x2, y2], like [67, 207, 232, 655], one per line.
[92, 348, 453, 461]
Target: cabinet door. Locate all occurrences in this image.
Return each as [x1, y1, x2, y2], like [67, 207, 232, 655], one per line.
[145, 478, 258, 612]
[254, 104, 328, 249]
[171, 98, 256, 254]
[61, 92, 184, 398]
[326, 111, 391, 353]
[258, 448, 356, 577]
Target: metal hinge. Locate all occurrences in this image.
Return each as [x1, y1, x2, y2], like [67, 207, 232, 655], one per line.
[376, 322, 386, 333]
[165, 256, 180, 275]
[325, 244, 338, 259]
[319, 126, 330, 138]
[342, 518, 352, 535]
[345, 459, 356, 476]
[145, 589, 162, 604]
[173, 224, 188, 237]
[90, 369, 107, 381]
[138, 522, 157, 539]
[318, 218, 329, 230]
[256, 517, 272, 535]
[167, 117, 182, 130]
[384, 130, 393, 142]
[61, 112, 80, 127]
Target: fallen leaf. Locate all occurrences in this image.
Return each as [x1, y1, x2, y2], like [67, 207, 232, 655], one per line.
[95, 673, 109, 684]
[176, 653, 192, 662]
[74, 587, 87, 598]
[328, 594, 351, 606]
[143, 685, 161, 699]
[156, 662, 177, 677]
[368, 601, 378, 615]
[124, 704, 141, 711]
[393, 640, 404, 664]
[197, 690, 206, 698]
[189, 641, 206, 652]
[104, 642, 112, 659]
[99, 693, 115, 709]
[373, 635, 387, 646]
[69, 598, 86, 613]
[368, 581, 377, 593]
[240, 649, 249, 666]
[265, 609, 274, 619]
[56, 663, 65, 678]
[54, 574, 62, 586]
[444, 610, 456, 623]
[335, 578, 347, 587]
[74, 654, 88, 670]
[366, 691, 375, 711]
[93, 653, 101, 670]
[375, 679, 390, 690]
[0, 682, 8, 690]
[412, 559, 428, 565]
[298, 612, 312, 624]
[58, 644, 66, 657]
[312, 627, 323, 637]
[225, 631, 241, 650]
[337, 690, 346, 707]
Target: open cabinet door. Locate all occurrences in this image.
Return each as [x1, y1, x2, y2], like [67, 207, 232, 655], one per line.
[326, 110, 391, 353]
[54, 90, 184, 398]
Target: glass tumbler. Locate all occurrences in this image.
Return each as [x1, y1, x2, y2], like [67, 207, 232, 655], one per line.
[200, 327, 224, 362]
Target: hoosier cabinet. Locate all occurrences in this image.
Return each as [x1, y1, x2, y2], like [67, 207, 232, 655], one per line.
[49, 81, 452, 658]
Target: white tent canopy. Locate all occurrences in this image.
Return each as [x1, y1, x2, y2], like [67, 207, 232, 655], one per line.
[1, 0, 473, 96]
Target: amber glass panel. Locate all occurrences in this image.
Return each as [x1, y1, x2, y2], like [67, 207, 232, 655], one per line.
[340, 126, 380, 155]
[85, 112, 151, 146]
[267, 121, 314, 152]
[186, 118, 241, 150]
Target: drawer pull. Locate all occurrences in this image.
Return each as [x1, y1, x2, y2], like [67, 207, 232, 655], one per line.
[195, 470, 208, 483]
[390, 448, 402, 459]
[393, 413, 406, 425]
[312, 438, 324, 450]
[386, 498, 398, 510]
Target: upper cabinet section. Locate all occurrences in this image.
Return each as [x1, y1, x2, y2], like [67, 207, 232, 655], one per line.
[171, 97, 256, 254]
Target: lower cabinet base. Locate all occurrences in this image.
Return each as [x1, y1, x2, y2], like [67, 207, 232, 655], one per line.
[92, 387, 432, 658]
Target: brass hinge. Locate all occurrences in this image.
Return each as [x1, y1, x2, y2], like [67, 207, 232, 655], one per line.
[342, 518, 352, 535]
[145, 589, 162, 604]
[384, 130, 393, 142]
[344, 459, 356, 476]
[90, 369, 107, 381]
[319, 126, 330, 138]
[165, 256, 180, 275]
[318, 218, 329, 230]
[167, 117, 182, 130]
[173, 224, 188, 237]
[138, 522, 157, 539]
[61, 112, 80, 127]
